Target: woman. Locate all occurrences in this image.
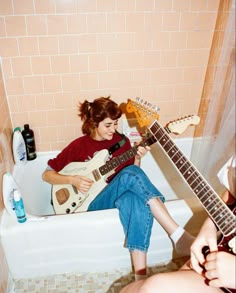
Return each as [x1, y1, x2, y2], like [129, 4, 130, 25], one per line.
[121, 156, 236, 291]
[42, 96, 194, 280]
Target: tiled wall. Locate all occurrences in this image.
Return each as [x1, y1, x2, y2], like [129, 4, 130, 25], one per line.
[0, 61, 13, 293]
[0, 0, 233, 290]
[0, 0, 227, 153]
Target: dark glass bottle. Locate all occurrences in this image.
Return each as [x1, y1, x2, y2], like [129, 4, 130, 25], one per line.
[22, 124, 37, 160]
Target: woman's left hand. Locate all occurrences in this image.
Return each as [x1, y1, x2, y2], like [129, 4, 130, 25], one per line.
[135, 145, 151, 161]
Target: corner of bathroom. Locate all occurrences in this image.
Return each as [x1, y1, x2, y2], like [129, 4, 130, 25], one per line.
[0, 0, 235, 292]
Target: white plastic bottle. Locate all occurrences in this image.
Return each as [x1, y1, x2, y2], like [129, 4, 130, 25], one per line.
[13, 189, 27, 223]
[12, 127, 27, 164]
[2, 172, 17, 217]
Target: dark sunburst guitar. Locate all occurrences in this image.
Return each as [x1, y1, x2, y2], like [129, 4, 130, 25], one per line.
[127, 97, 236, 293]
[52, 114, 200, 215]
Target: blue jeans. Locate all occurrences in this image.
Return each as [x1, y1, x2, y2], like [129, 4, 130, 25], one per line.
[88, 165, 165, 252]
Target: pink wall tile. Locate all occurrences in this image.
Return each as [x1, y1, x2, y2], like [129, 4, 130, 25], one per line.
[162, 12, 181, 31]
[12, 57, 32, 76]
[89, 54, 107, 72]
[76, 0, 97, 13]
[79, 73, 98, 90]
[106, 13, 126, 32]
[0, 0, 14, 15]
[0, 18, 6, 37]
[18, 37, 39, 56]
[126, 12, 145, 32]
[97, 0, 116, 12]
[58, 36, 79, 54]
[17, 95, 36, 112]
[173, 0, 191, 11]
[47, 15, 67, 35]
[78, 34, 97, 53]
[50, 56, 70, 74]
[67, 14, 87, 34]
[0, 38, 18, 57]
[170, 32, 187, 49]
[34, 0, 56, 14]
[196, 12, 218, 30]
[70, 55, 89, 73]
[26, 15, 47, 36]
[55, 0, 77, 13]
[154, 0, 173, 11]
[38, 37, 59, 55]
[35, 94, 55, 110]
[43, 75, 62, 93]
[23, 76, 43, 94]
[61, 74, 80, 92]
[5, 77, 24, 95]
[87, 13, 107, 33]
[13, 0, 34, 14]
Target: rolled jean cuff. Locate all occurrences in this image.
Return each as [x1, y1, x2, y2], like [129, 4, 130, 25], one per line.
[146, 194, 165, 205]
[128, 245, 149, 253]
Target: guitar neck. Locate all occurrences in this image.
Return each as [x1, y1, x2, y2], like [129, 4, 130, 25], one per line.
[149, 120, 235, 237]
[99, 135, 157, 176]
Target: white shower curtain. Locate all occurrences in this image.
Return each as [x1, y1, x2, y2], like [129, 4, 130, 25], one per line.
[191, 1, 235, 190]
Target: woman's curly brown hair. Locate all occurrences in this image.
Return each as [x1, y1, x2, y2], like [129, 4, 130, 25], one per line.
[78, 96, 122, 136]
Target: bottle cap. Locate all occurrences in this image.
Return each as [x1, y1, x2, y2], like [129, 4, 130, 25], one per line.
[24, 124, 30, 130]
[14, 127, 21, 132]
[13, 190, 21, 202]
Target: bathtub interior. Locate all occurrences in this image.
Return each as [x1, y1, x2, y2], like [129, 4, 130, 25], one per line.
[12, 137, 197, 217]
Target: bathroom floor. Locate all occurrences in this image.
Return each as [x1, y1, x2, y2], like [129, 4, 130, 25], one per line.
[13, 256, 189, 292]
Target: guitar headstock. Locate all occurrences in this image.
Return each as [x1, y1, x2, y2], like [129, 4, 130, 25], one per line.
[126, 98, 200, 135]
[166, 115, 200, 135]
[126, 98, 159, 128]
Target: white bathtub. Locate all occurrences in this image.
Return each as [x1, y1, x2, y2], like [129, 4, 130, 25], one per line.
[0, 138, 207, 279]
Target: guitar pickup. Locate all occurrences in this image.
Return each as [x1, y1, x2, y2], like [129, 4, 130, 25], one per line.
[72, 185, 78, 194]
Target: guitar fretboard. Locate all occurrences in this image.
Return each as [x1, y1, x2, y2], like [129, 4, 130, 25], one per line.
[99, 135, 157, 175]
[149, 120, 235, 236]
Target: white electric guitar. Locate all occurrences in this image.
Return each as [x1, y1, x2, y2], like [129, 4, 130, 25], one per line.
[127, 98, 235, 293]
[52, 114, 200, 215]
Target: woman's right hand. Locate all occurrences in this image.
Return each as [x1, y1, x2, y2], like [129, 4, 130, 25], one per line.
[70, 175, 94, 194]
[190, 217, 218, 275]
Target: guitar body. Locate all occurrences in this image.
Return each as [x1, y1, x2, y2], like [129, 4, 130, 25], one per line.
[52, 149, 111, 214]
[217, 204, 236, 254]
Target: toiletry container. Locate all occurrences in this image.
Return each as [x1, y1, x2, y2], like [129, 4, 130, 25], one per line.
[22, 124, 37, 160]
[13, 189, 27, 223]
[2, 172, 17, 217]
[12, 127, 27, 164]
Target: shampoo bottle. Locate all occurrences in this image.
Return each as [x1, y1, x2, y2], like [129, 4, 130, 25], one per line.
[22, 124, 37, 160]
[13, 189, 27, 223]
[12, 127, 27, 164]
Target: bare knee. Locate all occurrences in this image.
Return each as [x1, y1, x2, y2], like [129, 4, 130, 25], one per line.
[138, 274, 164, 292]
